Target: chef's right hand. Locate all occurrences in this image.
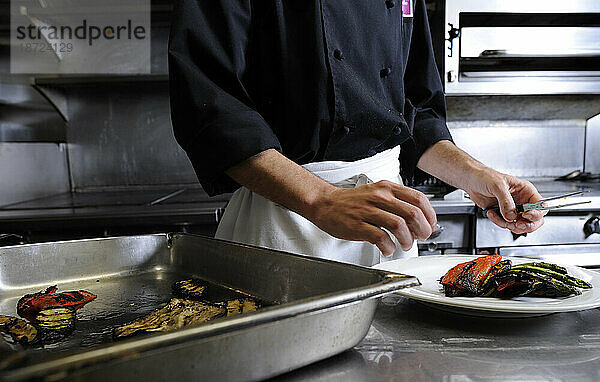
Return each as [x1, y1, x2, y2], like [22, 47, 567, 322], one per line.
[308, 180, 437, 256]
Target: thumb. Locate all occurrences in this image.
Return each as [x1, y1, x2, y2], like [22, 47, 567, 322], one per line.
[492, 184, 518, 221]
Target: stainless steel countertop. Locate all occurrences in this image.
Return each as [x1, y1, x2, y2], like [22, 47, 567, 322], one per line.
[1, 178, 598, 227]
[273, 292, 600, 381]
[0, 188, 229, 231]
[0, 189, 477, 226]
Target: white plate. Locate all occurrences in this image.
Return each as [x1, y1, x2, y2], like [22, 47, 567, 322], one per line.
[373, 255, 600, 317]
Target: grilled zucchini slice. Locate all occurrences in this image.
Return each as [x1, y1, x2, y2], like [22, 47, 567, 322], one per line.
[34, 307, 75, 342]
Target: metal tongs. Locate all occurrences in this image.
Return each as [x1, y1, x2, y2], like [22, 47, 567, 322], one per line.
[483, 190, 591, 218]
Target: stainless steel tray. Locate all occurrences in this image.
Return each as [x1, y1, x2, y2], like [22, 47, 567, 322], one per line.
[0, 233, 418, 381]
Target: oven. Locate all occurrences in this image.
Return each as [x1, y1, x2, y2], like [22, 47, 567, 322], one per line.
[444, 0, 600, 95]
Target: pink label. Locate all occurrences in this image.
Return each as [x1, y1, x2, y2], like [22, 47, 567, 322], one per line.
[402, 0, 413, 17]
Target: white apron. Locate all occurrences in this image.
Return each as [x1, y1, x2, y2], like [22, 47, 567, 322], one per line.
[214, 146, 418, 266]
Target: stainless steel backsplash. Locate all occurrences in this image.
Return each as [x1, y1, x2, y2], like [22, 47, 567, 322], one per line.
[64, 82, 198, 191]
[448, 119, 586, 178]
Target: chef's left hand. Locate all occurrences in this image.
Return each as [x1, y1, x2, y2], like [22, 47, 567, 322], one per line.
[466, 169, 547, 234]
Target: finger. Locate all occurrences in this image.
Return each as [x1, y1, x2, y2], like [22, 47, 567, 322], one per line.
[514, 216, 545, 233]
[487, 209, 512, 229]
[364, 210, 415, 250]
[361, 224, 396, 256]
[388, 184, 437, 229]
[522, 209, 544, 222]
[378, 199, 433, 240]
[490, 183, 518, 222]
[489, 209, 536, 233]
[523, 181, 544, 204]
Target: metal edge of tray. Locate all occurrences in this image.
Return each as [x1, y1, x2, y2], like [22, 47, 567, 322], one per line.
[0, 233, 420, 380]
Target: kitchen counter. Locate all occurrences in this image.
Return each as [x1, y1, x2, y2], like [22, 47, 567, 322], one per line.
[273, 294, 600, 381]
[0, 188, 229, 239]
[0, 188, 477, 240]
[3, 178, 596, 244]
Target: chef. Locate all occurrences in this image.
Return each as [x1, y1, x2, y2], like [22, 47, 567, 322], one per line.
[168, 0, 546, 266]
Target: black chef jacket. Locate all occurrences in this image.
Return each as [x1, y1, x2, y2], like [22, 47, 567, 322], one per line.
[168, 0, 453, 196]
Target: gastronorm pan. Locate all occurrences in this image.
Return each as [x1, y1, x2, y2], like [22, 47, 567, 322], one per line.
[0, 233, 418, 381]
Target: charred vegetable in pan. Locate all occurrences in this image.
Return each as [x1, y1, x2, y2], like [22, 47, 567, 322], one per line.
[440, 255, 592, 298]
[172, 279, 208, 299]
[225, 299, 261, 316]
[113, 298, 226, 339]
[0, 315, 38, 344]
[34, 308, 76, 342]
[17, 285, 97, 318]
[1, 285, 96, 346]
[114, 281, 265, 339]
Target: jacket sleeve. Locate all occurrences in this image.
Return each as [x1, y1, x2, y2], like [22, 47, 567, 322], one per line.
[168, 0, 282, 196]
[400, 0, 453, 184]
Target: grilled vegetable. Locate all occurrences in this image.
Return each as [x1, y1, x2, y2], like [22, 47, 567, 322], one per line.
[113, 298, 226, 339]
[17, 285, 97, 318]
[33, 307, 76, 342]
[225, 299, 260, 317]
[511, 261, 568, 274]
[172, 279, 207, 300]
[478, 260, 513, 297]
[440, 255, 503, 297]
[35, 307, 75, 330]
[440, 256, 592, 298]
[510, 263, 592, 289]
[0, 315, 38, 344]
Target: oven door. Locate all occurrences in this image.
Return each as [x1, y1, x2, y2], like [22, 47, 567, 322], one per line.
[445, 0, 600, 95]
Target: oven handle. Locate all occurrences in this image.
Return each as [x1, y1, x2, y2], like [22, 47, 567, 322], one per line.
[479, 48, 600, 58]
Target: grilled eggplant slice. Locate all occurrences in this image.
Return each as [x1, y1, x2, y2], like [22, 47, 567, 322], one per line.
[113, 298, 226, 339]
[225, 299, 261, 317]
[172, 279, 208, 300]
[0, 308, 76, 345]
[0, 315, 38, 344]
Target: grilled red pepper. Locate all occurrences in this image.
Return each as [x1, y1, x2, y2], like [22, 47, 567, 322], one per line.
[440, 255, 503, 297]
[17, 285, 97, 318]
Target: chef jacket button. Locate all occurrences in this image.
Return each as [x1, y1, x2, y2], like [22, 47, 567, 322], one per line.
[393, 125, 402, 134]
[386, 0, 395, 9]
[333, 49, 344, 60]
[380, 67, 392, 78]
